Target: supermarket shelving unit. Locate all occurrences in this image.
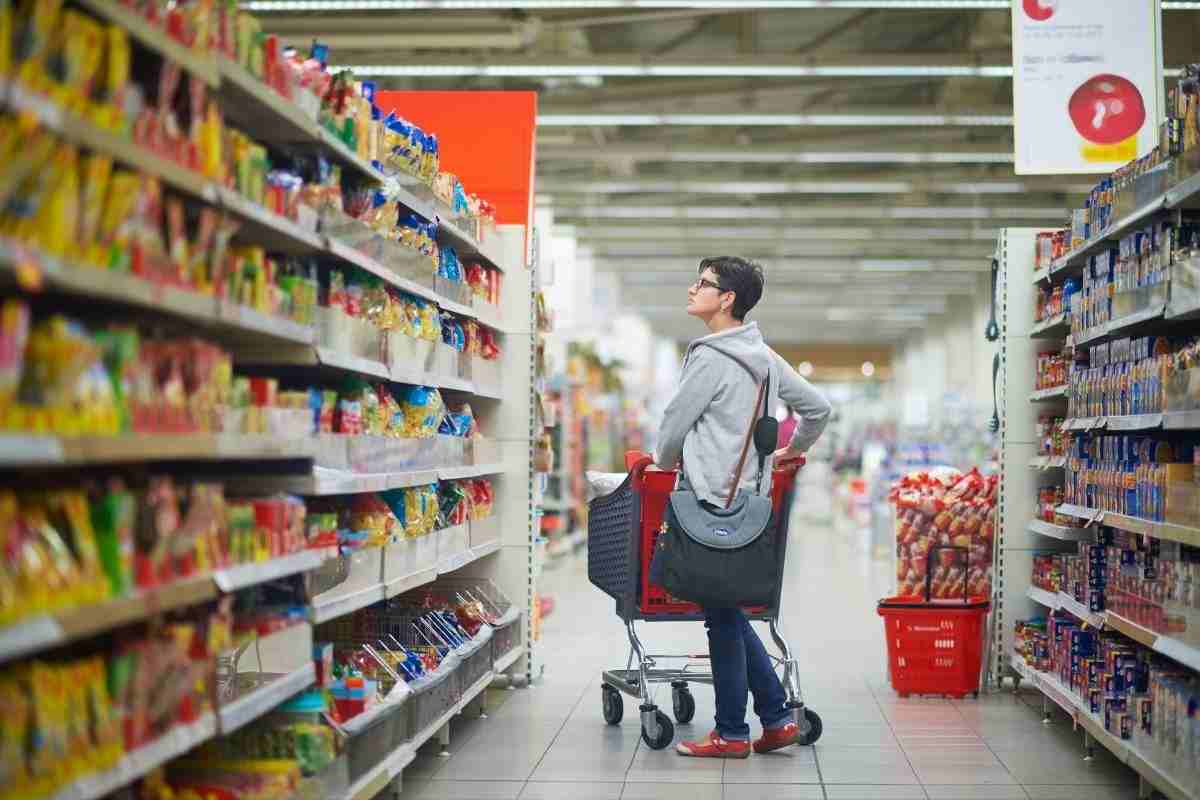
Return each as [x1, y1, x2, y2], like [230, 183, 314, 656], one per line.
[996, 176, 1200, 800]
[0, 5, 538, 798]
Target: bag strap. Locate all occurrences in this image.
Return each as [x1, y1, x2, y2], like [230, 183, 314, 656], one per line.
[725, 373, 769, 509]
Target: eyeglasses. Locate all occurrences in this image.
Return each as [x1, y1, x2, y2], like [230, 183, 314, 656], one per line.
[691, 278, 727, 293]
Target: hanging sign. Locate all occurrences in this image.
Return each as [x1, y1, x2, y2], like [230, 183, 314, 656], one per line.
[1012, 0, 1163, 175]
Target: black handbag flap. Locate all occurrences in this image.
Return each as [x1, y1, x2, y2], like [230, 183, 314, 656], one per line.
[667, 489, 772, 550]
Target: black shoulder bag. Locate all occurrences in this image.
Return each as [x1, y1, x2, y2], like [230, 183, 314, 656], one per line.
[648, 359, 781, 608]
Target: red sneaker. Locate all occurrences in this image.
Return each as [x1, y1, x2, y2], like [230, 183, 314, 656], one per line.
[676, 731, 751, 759]
[753, 721, 801, 754]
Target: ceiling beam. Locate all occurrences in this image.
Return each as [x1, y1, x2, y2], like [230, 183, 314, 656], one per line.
[244, 1, 1199, 11]
[334, 52, 1014, 78]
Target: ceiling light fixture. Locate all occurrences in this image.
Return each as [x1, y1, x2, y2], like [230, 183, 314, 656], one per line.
[246, 1, 1199, 11]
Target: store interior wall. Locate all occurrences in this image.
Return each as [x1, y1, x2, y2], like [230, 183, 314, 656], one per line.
[893, 275, 995, 431]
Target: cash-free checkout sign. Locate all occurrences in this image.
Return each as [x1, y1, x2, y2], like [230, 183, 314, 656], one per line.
[1013, 0, 1163, 175]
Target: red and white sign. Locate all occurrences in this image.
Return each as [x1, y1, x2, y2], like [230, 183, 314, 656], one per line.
[1012, 0, 1162, 175]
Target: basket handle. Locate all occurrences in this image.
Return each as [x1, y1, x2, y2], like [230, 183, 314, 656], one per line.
[924, 545, 970, 604]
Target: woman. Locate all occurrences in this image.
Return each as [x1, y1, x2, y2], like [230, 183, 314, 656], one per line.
[654, 256, 831, 759]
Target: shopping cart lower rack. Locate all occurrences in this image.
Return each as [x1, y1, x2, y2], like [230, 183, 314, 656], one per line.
[586, 451, 822, 750]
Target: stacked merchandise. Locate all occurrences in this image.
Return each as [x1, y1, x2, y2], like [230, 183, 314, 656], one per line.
[1011, 612, 1199, 796]
[0, 5, 532, 800]
[1036, 415, 1068, 459]
[1035, 350, 1070, 392]
[888, 467, 997, 599]
[1063, 434, 1191, 522]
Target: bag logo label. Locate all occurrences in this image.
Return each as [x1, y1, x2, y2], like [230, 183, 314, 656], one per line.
[713, 527, 732, 537]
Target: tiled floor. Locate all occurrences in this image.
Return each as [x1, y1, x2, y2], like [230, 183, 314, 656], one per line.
[399, 511, 1142, 800]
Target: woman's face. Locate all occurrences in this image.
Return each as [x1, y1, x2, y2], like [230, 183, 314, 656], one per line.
[687, 268, 732, 319]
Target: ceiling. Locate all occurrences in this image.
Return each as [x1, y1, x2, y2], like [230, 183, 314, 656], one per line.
[252, 1, 1200, 348]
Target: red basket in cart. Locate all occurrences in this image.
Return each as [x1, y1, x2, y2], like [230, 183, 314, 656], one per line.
[587, 450, 801, 621]
[877, 546, 990, 699]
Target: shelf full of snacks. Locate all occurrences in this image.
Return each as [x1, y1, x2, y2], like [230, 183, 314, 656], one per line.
[998, 67, 1200, 800]
[0, 2, 539, 798]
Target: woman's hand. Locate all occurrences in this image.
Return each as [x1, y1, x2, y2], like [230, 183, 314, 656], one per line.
[773, 448, 805, 466]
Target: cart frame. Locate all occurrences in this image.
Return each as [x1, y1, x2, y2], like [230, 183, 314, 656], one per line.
[587, 453, 822, 749]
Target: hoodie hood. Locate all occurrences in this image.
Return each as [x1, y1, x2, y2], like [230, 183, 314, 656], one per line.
[686, 321, 772, 383]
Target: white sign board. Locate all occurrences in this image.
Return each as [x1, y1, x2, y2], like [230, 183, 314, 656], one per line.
[1012, 0, 1162, 175]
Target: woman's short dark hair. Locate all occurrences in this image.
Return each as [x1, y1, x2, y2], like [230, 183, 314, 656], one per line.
[699, 256, 765, 321]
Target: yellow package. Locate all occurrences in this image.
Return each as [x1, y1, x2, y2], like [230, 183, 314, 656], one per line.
[95, 25, 130, 131]
[45, 491, 109, 605]
[78, 154, 113, 266]
[198, 99, 223, 181]
[0, 128, 57, 242]
[0, 671, 29, 800]
[81, 657, 121, 770]
[97, 170, 141, 271]
[28, 144, 80, 259]
[14, 0, 64, 92]
[62, 663, 88, 782]
[23, 503, 80, 609]
[0, 0, 11, 79]
[25, 661, 68, 788]
[51, 10, 104, 114]
[0, 492, 20, 625]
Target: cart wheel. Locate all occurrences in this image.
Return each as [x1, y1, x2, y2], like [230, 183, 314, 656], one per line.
[797, 709, 823, 746]
[642, 710, 675, 750]
[602, 686, 623, 725]
[672, 687, 696, 724]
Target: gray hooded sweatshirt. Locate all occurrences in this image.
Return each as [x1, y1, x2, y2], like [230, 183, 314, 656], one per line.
[654, 322, 832, 507]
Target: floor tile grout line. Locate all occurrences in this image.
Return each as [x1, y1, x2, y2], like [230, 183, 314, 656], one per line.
[515, 676, 601, 799]
[867, 679, 931, 800]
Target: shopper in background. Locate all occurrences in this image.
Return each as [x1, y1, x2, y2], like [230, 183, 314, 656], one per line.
[655, 256, 831, 759]
[777, 408, 799, 452]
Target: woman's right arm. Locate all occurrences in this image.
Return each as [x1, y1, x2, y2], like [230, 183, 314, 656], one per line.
[653, 349, 719, 469]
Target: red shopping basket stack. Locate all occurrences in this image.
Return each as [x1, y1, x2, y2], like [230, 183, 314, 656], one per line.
[877, 546, 990, 698]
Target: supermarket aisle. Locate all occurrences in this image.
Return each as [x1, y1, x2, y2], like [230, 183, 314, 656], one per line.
[400, 512, 1141, 800]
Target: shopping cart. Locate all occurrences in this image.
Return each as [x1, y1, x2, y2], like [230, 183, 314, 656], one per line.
[587, 451, 822, 750]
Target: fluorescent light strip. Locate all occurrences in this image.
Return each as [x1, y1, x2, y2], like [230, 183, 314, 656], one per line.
[540, 180, 1088, 194]
[246, 1, 1200, 11]
[536, 113, 1012, 126]
[336, 64, 1013, 78]
[574, 225, 999, 240]
[657, 150, 1014, 164]
[543, 204, 1064, 220]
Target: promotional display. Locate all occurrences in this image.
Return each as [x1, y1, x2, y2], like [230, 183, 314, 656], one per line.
[1012, 0, 1162, 174]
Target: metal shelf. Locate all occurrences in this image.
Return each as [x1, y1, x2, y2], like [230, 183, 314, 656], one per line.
[218, 661, 316, 735]
[1029, 385, 1068, 402]
[1027, 518, 1093, 542]
[1011, 657, 1195, 800]
[0, 549, 333, 665]
[1104, 613, 1200, 671]
[0, 433, 315, 467]
[0, 239, 315, 345]
[1030, 312, 1070, 339]
[49, 713, 219, 800]
[1054, 504, 1200, 548]
[1028, 455, 1066, 469]
[1071, 304, 1168, 347]
[339, 671, 495, 800]
[495, 644, 526, 674]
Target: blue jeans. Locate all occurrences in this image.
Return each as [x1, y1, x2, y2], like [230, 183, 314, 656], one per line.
[704, 608, 791, 740]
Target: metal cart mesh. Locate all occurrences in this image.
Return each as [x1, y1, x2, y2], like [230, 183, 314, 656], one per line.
[585, 452, 822, 751]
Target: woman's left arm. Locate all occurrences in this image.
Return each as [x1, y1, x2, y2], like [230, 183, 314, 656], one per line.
[773, 350, 832, 455]
[654, 349, 719, 469]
